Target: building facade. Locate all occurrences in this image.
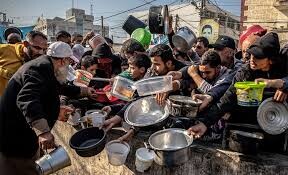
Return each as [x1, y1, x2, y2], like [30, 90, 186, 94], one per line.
[130, 2, 240, 45]
[241, 0, 288, 45]
[34, 8, 109, 41]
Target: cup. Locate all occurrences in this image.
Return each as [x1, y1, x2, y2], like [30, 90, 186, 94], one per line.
[135, 147, 154, 172]
[90, 111, 106, 127]
[105, 140, 130, 166]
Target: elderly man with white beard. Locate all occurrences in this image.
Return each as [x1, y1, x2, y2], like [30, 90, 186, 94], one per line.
[0, 41, 97, 175]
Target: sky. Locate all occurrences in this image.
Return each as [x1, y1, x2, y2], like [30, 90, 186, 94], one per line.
[0, 0, 240, 40]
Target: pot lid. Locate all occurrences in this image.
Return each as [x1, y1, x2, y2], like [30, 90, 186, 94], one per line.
[257, 97, 288, 135]
[169, 95, 202, 106]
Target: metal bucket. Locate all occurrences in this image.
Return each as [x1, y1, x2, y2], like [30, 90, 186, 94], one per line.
[36, 146, 71, 175]
[172, 26, 196, 53]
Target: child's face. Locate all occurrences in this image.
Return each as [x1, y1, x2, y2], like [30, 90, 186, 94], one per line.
[85, 64, 97, 76]
[128, 63, 144, 80]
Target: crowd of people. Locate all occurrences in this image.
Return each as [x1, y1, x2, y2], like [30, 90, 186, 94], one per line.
[1, 24, 288, 174]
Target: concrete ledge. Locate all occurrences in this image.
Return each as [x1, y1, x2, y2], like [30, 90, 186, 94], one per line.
[51, 121, 288, 175]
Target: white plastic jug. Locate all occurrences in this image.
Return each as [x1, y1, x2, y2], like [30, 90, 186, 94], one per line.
[135, 147, 154, 172]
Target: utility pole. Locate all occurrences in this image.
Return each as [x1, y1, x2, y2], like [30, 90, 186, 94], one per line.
[90, 3, 93, 16]
[72, 0, 74, 8]
[174, 14, 179, 32]
[101, 16, 104, 37]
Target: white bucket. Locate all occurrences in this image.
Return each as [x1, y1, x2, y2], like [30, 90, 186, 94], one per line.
[135, 147, 154, 172]
[105, 140, 130, 166]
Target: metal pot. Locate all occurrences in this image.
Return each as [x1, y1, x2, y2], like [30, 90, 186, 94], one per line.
[168, 95, 202, 118]
[172, 26, 196, 53]
[145, 128, 193, 166]
[124, 96, 170, 129]
[69, 127, 106, 157]
[36, 146, 71, 175]
[257, 97, 288, 135]
[148, 5, 169, 34]
[229, 130, 264, 154]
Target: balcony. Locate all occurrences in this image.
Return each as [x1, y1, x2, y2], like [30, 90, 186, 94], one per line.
[274, 0, 288, 11]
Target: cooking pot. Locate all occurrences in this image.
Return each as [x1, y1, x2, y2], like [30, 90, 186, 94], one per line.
[36, 146, 71, 175]
[257, 97, 288, 135]
[229, 130, 264, 154]
[122, 15, 147, 35]
[148, 5, 169, 34]
[69, 127, 106, 157]
[172, 26, 196, 53]
[145, 128, 193, 166]
[168, 95, 202, 118]
[124, 96, 169, 129]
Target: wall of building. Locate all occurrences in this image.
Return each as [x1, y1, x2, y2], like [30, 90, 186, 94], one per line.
[243, 0, 288, 45]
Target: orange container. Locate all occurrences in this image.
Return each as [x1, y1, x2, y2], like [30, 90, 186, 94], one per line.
[74, 70, 93, 87]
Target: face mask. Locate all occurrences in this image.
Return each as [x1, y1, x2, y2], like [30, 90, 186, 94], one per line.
[55, 64, 69, 84]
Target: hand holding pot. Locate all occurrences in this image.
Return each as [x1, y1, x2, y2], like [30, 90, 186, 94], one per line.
[101, 115, 122, 132]
[274, 89, 288, 102]
[118, 129, 135, 142]
[156, 92, 168, 106]
[255, 78, 284, 89]
[187, 65, 199, 77]
[187, 122, 207, 138]
[39, 132, 56, 150]
[192, 94, 213, 112]
[87, 87, 98, 100]
[58, 105, 74, 122]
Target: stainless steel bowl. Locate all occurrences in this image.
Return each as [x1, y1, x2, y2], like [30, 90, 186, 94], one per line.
[124, 96, 169, 127]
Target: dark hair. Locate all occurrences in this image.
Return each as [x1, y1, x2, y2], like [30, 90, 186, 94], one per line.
[104, 37, 113, 45]
[202, 25, 212, 33]
[78, 55, 98, 69]
[149, 44, 175, 63]
[26, 30, 47, 42]
[200, 50, 221, 68]
[56, 31, 71, 40]
[71, 33, 83, 41]
[129, 54, 151, 72]
[121, 38, 145, 55]
[197, 36, 209, 48]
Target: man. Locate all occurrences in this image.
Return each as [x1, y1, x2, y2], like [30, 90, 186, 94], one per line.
[193, 36, 209, 57]
[71, 33, 83, 46]
[190, 32, 288, 139]
[209, 35, 241, 71]
[0, 41, 96, 175]
[0, 30, 48, 95]
[56, 30, 71, 45]
[179, 50, 229, 94]
[7, 33, 22, 44]
[145, 44, 186, 78]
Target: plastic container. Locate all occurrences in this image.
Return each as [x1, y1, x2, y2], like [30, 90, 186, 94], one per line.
[122, 15, 147, 35]
[74, 70, 93, 87]
[234, 81, 265, 107]
[134, 75, 173, 96]
[131, 28, 152, 49]
[105, 140, 130, 166]
[67, 65, 76, 82]
[135, 147, 154, 172]
[111, 76, 135, 101]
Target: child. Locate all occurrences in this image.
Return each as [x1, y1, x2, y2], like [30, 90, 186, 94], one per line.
[102, 54, 152, 123]
[77, 55, 98, 77]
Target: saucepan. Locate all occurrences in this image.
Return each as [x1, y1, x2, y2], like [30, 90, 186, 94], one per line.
[144, 128, 193, 166]
[167, 95, 202, 118]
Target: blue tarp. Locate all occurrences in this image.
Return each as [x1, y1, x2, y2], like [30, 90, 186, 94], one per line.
[0, 25, 35, 43]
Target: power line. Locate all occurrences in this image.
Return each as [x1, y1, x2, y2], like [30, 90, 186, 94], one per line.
[94, 0, 157, 22]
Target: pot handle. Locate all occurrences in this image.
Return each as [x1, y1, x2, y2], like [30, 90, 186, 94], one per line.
[144, 142, 153, 150]
[118, 128, 134, 142]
